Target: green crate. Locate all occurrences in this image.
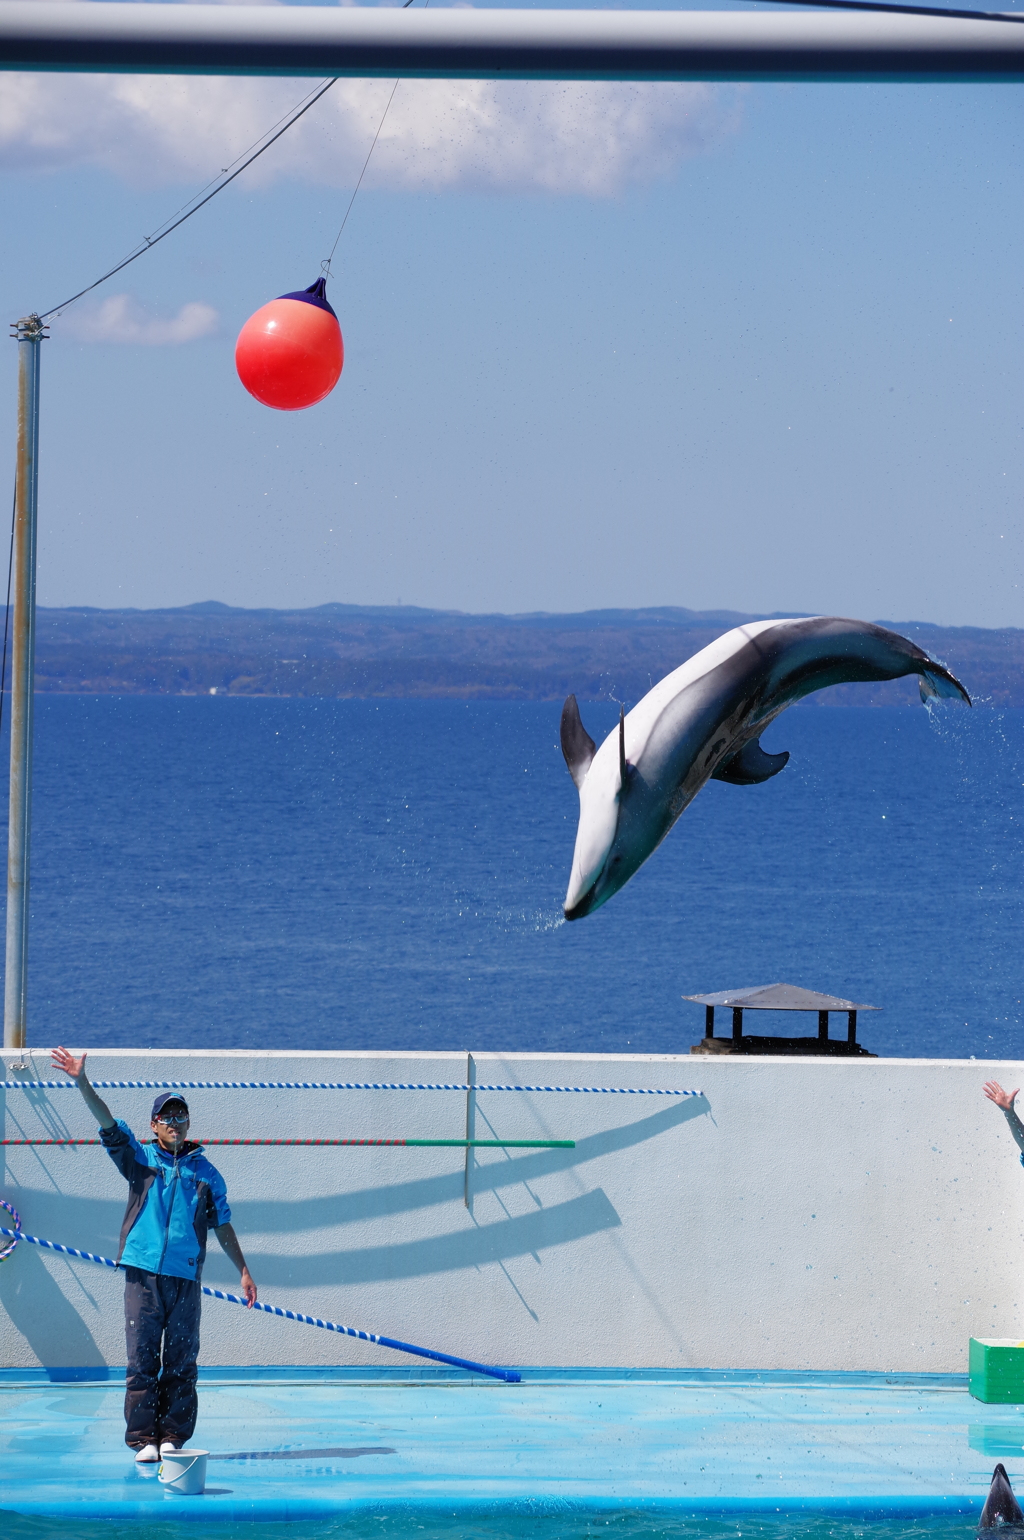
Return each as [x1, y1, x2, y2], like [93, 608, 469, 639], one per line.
[970, 1339, 1024, 1403]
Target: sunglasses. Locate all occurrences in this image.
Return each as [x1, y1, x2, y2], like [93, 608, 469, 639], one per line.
[156, 1111, 189, 1125]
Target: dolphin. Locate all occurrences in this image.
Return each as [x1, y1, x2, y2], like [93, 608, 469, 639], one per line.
[980, 1464, 1024, 1529]
[559, 616, 970, 921]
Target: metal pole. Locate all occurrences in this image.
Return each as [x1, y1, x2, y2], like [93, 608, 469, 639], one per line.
[4, 315, 44, 1051]
[463, 1052, 476, 1211]
[5, 3, 1024, 83]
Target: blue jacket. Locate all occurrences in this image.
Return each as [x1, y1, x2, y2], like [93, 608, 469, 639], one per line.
[100, 1120, 231, 1282]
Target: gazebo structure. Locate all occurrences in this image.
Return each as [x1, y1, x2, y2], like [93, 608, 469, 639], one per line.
[684, 983, 879, 1057]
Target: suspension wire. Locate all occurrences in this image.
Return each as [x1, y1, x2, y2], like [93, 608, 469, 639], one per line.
[0, 483, 15, 740]
[752, 0, 1024, 22]
[319, 0, 422, 273]
[322, 79, 402, 278]
[42, 0, 428, 317]
[38, 76, 340, 322]
[148, 78, 344, 236]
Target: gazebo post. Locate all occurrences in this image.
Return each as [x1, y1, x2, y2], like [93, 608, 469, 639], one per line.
[732, 1007, 743, 1043]
[818, 1010, 828, 1042]
[705, 1006, 714, 1039]
[847, 1010, 857, 1046]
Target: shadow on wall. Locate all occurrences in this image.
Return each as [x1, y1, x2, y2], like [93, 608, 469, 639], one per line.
[4, 1096, 707, 1249]
[217, 1186, 624, 1288]
[0, 1187, 124, 1260]
[231, 1094, 709, 1235]
[205, 1100, 706, 1287]
[0, 1240, 107, 1367]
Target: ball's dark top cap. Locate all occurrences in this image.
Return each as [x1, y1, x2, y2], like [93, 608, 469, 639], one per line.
[278, 277, 337, 319]
[151, 1091, 189, 1120]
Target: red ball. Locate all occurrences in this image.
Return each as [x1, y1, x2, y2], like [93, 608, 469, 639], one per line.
[235, 278, 343, 411]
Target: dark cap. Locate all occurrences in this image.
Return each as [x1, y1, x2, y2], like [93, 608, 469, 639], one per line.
[151, 1092, 189, 1121]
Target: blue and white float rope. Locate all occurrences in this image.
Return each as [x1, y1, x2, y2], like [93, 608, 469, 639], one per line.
[0, 1199, 519, 1384]
[1, 1079, 702, 1095]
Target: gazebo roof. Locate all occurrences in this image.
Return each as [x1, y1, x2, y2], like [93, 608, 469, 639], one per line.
[683, 983, 879, 1012]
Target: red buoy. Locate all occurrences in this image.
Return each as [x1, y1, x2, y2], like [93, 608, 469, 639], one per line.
[235, 277, 343, 411]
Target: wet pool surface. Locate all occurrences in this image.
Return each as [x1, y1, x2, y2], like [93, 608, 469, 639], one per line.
[0, 1371, 1020, 1524]
[0, 1512, 1000, 1540]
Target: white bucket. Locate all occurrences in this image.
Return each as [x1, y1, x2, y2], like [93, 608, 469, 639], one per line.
[158, 1449, 208, 1495]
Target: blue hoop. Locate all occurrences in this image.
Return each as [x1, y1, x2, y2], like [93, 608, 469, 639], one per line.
[0, 1198, 19, 1261]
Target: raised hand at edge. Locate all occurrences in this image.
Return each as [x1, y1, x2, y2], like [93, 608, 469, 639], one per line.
[984, 1080, 1019, 1112]
[51, 1045, 86, 1080]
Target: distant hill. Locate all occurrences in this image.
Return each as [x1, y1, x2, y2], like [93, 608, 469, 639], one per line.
[29, 603, 1024, 705]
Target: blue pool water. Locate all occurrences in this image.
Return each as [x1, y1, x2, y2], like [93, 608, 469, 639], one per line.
[0, 1370, 1012, 1526]
[10, 696, 1024, 1059]
[0, 1516, 988, 1540]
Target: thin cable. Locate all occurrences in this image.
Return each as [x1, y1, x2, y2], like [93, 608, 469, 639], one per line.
[323, 79, 401, 276]
[153, 78, 342, 233]
[0, 484, 14, 740]
[752, 0, 1024, 21]
[39, 77, 339, 322]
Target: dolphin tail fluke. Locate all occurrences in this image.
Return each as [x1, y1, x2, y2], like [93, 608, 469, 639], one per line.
[979, 1463, 1024, 1528]
[711, 737, 790, 786]
[560, 695, 597, 791]
[919, 664, 972, 706]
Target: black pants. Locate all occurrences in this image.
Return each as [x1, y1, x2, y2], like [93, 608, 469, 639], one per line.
[123, 1267, 202, 1449]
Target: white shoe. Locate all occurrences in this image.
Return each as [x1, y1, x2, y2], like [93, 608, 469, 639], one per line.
[134, 1444, 160, 1464]
[159, 1440, 183, 1457]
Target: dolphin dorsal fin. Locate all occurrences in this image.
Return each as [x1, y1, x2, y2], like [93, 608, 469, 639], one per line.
[560, 695, 597, 791]
[980, 1464, 1024, 1529]
[711, 737, 790, 786]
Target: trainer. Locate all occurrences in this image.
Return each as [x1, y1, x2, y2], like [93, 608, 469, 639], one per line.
[51, 1046, 257, 1464]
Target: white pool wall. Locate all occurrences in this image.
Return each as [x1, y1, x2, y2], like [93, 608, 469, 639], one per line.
[1, 1049, 1020, 1374]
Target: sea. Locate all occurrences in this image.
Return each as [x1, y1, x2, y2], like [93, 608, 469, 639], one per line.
[8, 694, 1024, 1062]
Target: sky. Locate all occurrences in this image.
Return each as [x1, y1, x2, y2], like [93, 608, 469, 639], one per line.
[1, 0, 1023, 626]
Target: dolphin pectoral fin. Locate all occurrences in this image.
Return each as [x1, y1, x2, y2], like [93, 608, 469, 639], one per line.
[560, 695, 597, 791]
[980, 1463, 1024, 1528]
[919, 665, 972, 706]
[711, 738, 791, 786]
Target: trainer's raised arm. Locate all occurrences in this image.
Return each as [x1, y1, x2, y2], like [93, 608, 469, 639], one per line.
[51, 1046, 116, 1130]
[984, 1079, 1024, 1155]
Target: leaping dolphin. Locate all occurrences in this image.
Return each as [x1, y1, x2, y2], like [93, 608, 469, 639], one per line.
[559, 616, 970, 921]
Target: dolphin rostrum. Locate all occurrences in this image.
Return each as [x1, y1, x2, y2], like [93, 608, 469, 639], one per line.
[559, 616, 970, 921]
[980, 1463, 1024, 1529]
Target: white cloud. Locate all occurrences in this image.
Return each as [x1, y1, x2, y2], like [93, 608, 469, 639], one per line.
[61, 294, 219, 345]
[0, 72, 742, 198]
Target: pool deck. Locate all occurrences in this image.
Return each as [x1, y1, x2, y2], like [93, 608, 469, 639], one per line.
[1, 1367, 1020, 1523]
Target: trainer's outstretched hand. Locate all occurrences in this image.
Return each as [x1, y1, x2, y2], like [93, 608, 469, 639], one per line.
[52, 1046, 86, 1080]
[240, 1267, 257, 1308]
[984, 1080, 1019, 1112]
